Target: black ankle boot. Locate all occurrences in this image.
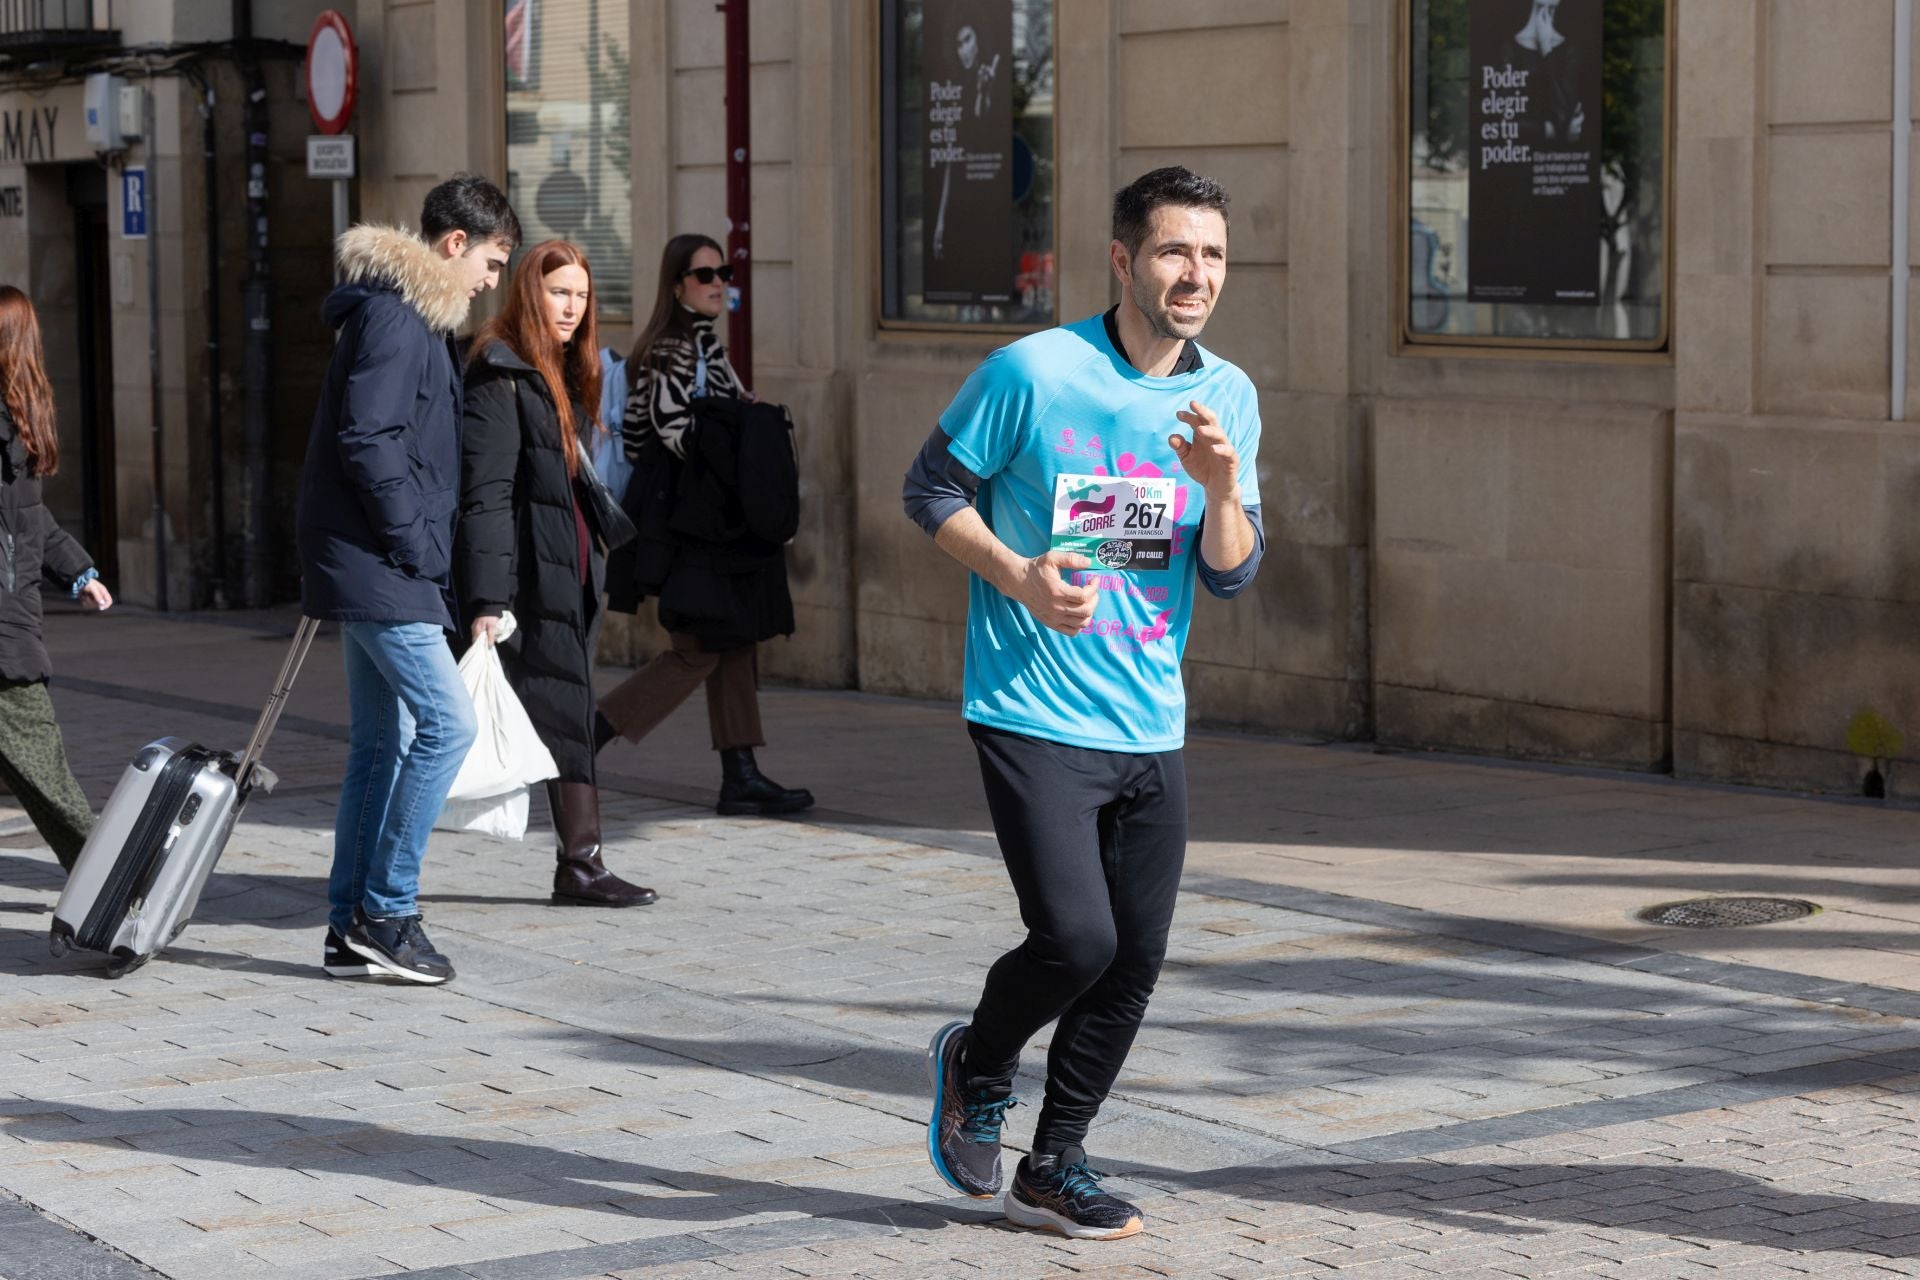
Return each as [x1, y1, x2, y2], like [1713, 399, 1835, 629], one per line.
[548, 781, 658, 907]
[716, 747, 814, 816]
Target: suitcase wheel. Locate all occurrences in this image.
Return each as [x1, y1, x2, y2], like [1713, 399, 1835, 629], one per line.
[47, 930, 68, 959]
[105, 950, 148, 980]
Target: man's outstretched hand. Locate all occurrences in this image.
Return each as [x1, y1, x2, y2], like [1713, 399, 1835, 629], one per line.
[1169, 400, 1239, 501]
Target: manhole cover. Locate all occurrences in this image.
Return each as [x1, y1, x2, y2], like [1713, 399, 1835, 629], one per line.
[1635, 897, 1819, 929]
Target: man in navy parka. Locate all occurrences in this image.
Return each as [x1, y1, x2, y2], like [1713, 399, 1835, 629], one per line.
[296, 175, 519, 986]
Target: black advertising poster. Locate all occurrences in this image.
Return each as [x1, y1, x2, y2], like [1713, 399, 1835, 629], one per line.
[1466, 0, 1603, 306]
[921, 0, 1015, 304]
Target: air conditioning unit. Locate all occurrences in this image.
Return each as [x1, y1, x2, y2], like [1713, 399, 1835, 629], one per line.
[83, 72, 140, 151]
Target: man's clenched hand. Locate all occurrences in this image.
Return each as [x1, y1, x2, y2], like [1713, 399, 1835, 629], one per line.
[1009, 550, 1098, 636]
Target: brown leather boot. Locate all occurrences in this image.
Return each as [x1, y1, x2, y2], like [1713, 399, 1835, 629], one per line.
[547, 781, 658, 907]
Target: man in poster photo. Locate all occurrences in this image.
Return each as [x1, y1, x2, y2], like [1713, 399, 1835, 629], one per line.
[933, 22, 1003, 263]
[1505, 0, 1585, 144]
[1467, 0, 1602, 306]
[959, 23, 1002, 117]
[924, 1, 1013, 303]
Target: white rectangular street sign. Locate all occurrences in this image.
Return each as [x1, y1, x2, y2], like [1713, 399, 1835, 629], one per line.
[307, 134, 356, 179]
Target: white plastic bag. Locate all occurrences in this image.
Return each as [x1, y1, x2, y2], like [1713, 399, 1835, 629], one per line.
[437, 787, 532, 842]
[434, 612, 559, 841]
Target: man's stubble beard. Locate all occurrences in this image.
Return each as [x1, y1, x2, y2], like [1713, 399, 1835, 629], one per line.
[1130, 269, 1210, 343]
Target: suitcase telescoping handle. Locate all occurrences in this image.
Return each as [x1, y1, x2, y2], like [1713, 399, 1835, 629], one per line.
[234, 616, 320, 793]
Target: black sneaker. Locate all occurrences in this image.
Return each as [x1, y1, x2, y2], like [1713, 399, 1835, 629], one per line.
[1006, 1146, 1143, 1240]
[344, 910, 454, 985]
[322, 926, 376, 978]
[926, 1020, 1017, 1198]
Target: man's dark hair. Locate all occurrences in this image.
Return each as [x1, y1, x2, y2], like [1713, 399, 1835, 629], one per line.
[1111, 167, 1229, 257]
[420, 173, 522, 250]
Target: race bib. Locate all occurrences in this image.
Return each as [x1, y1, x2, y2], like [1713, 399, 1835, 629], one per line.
[1049, 473, 1173, 571]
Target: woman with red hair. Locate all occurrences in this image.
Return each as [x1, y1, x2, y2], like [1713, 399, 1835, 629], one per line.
[456, 243, 655, 908]
[0, 285, 114, 872]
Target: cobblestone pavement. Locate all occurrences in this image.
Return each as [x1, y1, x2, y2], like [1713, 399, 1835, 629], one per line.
[1, 611, 1919, 1279]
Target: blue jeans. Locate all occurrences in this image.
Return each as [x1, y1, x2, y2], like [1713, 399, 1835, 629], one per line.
[328, 621, 476, 934]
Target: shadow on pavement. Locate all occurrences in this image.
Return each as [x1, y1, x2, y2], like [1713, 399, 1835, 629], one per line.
[714, 951, 1919, 1099]
[0, 1100, 983, 1231]
[1125, 1158, 1920, 1257]
[543, 1025, 925, 1097]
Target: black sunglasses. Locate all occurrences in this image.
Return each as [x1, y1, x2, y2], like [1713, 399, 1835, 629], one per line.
[680, 264, 734, 285]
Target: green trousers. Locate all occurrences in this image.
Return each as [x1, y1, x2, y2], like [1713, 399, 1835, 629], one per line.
[0, 680, 95, 870]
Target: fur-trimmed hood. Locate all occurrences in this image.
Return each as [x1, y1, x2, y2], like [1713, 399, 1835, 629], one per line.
[328, 224, 470, 333]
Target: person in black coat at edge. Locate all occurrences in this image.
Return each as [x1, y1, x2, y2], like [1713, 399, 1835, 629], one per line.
[599, 233, 811, 816]
[0, 286, 114, 872]
[457, 241, 656, 908]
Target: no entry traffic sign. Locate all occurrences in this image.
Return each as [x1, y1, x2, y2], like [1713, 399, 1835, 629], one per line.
[305, 10, 357, 135]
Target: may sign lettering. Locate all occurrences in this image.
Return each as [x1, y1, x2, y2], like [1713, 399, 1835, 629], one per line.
[0, 107, 60, 165]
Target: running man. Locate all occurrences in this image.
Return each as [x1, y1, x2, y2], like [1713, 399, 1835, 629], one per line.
[901, 167, 1263, 1240]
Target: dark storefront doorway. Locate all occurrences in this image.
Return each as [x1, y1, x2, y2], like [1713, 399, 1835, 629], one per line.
[66, 163, 116, 585]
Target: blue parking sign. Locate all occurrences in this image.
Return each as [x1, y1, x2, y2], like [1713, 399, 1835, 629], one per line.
[121, 168, 146, 239]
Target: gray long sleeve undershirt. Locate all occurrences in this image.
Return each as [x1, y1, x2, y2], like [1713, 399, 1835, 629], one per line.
[901, 425, 1266, 599]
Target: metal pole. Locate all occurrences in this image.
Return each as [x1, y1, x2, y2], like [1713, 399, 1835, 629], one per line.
[722, 0, 752, 387]
[237, 0, 272, 607]
[1894, 0, 1913, 422]
[587, 0, 601, 243]
[198, 73, 228, 607]
[332, 178, 348, 281]
[144, 81, 168, 612]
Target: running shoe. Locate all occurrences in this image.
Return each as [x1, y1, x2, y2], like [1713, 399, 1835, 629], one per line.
[1005, 1145, 1143, 1240]
[925, 1020, 1017, 1198]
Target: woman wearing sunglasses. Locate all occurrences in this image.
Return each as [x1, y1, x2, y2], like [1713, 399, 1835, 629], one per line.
[597, 233, 812, 817]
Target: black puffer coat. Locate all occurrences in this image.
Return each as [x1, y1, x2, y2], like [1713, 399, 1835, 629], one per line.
[0, 402, 93, 684]
[456, 341, 609, 782]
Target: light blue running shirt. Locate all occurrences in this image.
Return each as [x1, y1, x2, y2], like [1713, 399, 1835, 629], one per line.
[940, 312, 1262, 753]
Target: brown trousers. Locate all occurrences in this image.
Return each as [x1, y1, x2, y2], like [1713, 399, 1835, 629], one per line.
[598, 631, 764, 751]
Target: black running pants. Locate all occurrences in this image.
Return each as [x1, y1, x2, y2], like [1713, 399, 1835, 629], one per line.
[962, 722, 1188, 1154]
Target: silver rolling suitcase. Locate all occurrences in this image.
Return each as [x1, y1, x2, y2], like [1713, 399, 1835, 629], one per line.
[50, 617, 320, 977]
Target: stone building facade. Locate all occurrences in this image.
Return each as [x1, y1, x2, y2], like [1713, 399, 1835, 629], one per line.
[20, 0, 1916, 801]
[0, 1, 340, 611]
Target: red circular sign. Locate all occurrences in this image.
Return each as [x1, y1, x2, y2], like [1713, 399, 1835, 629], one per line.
[305, 10, 357, 135]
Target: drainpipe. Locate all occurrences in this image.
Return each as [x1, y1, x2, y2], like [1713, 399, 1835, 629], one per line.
[189, 67, 228, 607]
[143, 77, 167, 612]
[236, 0, 272, 605]
[722, 0, 751, 387]
[1895, 0, 1912, 421]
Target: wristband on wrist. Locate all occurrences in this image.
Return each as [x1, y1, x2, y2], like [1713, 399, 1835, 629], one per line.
[70, 568, 99, 599]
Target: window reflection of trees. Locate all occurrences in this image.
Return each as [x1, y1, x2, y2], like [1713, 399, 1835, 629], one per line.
[504, 0, 633, 318]
[1409, 0, 1666, 343]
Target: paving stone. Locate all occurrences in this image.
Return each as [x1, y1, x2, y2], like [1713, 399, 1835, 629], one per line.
[10, 616, 1920, 1279]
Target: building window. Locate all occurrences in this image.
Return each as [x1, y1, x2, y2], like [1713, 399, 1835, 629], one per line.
[1405, 0, 1669, 349]
[504, 0, 632, 318]
[880, 0, 1055, 328]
